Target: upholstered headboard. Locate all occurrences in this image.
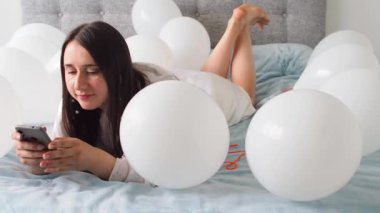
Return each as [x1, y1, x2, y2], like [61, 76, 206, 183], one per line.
[21, 0, 326, 48]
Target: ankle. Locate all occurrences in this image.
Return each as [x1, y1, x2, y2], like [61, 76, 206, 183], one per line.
[228, 9, 246, 32]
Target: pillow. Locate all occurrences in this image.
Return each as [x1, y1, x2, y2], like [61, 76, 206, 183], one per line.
[253, 43, 312, 108]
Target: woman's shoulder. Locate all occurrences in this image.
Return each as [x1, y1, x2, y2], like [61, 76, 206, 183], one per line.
[132, 62, 178, 84]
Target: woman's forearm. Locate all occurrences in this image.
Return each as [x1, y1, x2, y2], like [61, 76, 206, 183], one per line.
[87, 147, 116, 180]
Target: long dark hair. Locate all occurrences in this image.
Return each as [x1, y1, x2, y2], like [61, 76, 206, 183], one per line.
[60, 21, 147, 157]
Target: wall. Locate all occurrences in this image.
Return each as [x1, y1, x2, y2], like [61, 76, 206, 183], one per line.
[0, 0, 22, 46]
[326, 0, 380, 60]
[1, 0, 380, 60]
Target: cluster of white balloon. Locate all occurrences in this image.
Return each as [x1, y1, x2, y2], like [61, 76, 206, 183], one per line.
[0, 23, 64, 157]
[245, 30, 380, 201]
[119, 0, 230, 189]
[127, 0, 211, 71]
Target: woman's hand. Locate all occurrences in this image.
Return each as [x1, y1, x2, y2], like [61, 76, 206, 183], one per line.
[12, 131, 47, 175]
[40, 137, 116, 179]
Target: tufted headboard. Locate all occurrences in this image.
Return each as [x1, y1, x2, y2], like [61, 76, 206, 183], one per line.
[21, 0, 326, 48]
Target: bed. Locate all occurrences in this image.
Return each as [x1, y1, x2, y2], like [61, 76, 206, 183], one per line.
[1, 0, 380, 212]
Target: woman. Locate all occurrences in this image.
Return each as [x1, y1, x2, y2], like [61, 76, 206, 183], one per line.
[12, 4, 269, 182]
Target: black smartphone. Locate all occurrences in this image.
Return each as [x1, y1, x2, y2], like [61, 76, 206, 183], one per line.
[15, 125, 52, 148]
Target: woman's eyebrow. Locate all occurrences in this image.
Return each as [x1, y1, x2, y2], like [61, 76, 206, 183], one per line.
[63, 64, 98, 67]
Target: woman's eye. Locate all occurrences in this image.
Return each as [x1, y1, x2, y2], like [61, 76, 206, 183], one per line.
[87, 67, 100, 74]
[65, 69, 76, 74]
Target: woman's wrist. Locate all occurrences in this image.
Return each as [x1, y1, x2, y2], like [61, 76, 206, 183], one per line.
[87, 147, 116, 180]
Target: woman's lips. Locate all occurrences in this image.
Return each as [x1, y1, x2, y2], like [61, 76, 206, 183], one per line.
[77, 94, 93, 101]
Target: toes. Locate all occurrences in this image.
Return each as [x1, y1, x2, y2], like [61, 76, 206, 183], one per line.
[239, 4, 269, 27]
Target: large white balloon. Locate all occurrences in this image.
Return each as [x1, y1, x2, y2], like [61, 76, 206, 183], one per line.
[294, 44, 379, 89]
[132, 0, 182, 35]
[0, 47, 61, 124]
[159, 17, 211, 70]
[319, 69, 380, 156]
[126, 35, 174, 71]
[309, 30, 374, 64]
[45, 51, 63, 105]
[12, 23, 66, 48]
[120, 81, 229, 188]
[45, 50, 61, 72]
[0, 76, 20, 157]
[6, 35, 61, 66]
[246, 90, 362, 201]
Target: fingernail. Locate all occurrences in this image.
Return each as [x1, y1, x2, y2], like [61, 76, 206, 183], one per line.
[40, 162, 47, 167]
[43, 154, 50, 159]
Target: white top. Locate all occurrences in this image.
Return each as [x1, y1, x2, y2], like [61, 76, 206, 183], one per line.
[52, 63, 255, 183]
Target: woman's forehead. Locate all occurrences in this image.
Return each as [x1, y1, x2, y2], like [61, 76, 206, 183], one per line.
[64, 40, 96, 65]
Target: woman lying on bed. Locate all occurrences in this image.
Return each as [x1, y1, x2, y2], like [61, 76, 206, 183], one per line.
[11, 4, 269, 182]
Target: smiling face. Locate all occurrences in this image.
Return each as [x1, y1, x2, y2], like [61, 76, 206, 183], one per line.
[63, 40, 109, 110]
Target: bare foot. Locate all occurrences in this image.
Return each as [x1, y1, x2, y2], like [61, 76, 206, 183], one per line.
[227, 6, 247, 33]
[234, 4, 270, 30]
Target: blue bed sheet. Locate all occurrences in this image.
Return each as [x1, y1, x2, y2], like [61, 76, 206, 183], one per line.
[1, 43, 379, 212]
[1, 118, 380, 212]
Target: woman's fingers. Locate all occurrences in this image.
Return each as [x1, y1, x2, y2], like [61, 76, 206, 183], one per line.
[44, 166, 73, 173]
[42, 148, 76, 160]
[35, 137, 95, 173]
[48, 137, 76, 149]
[15, 140, 45, 151]
[14, 134, 47, 168]
[12, 131, 21, 140]
[40, 157, 76, 172]
[19, 157, 43, 166]
[16, 149, 44, 158]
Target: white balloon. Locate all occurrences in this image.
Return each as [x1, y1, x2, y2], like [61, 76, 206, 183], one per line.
[246, 90, 362, 201]
[0, 47, 61, 124]
[120, 81, 229, 188]
[132, 0, 182, 35]
[0, 76, 20, 157]
[126, 35, 174, 71]
[45, 50, 63, 99]
[309, 30, 374, 64]
[319, 69, 380, 156]
[159, 17, 211, 70]
[45, 50, 61, 72]
[6, 35, 61, 66]
[12, 23, 66, 48]
[294, 44, 379, 89]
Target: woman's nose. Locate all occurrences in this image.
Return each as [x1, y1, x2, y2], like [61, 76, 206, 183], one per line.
[74, 73, 87, 90]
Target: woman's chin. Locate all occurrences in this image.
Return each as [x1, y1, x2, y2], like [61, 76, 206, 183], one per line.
[78, 103, 99, 111]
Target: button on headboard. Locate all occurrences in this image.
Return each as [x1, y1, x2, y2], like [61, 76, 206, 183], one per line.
[21, 0, 326, 48]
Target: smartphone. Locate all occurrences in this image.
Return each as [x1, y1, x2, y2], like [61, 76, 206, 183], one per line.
[15, 125, 52, 148]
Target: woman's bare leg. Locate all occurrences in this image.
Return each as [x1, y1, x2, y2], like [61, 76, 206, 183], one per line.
[201, 8, 246, 78]
[230, 25, 255, 103]
[230, 5, 268, 103]
[202, 4, 269, 103]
